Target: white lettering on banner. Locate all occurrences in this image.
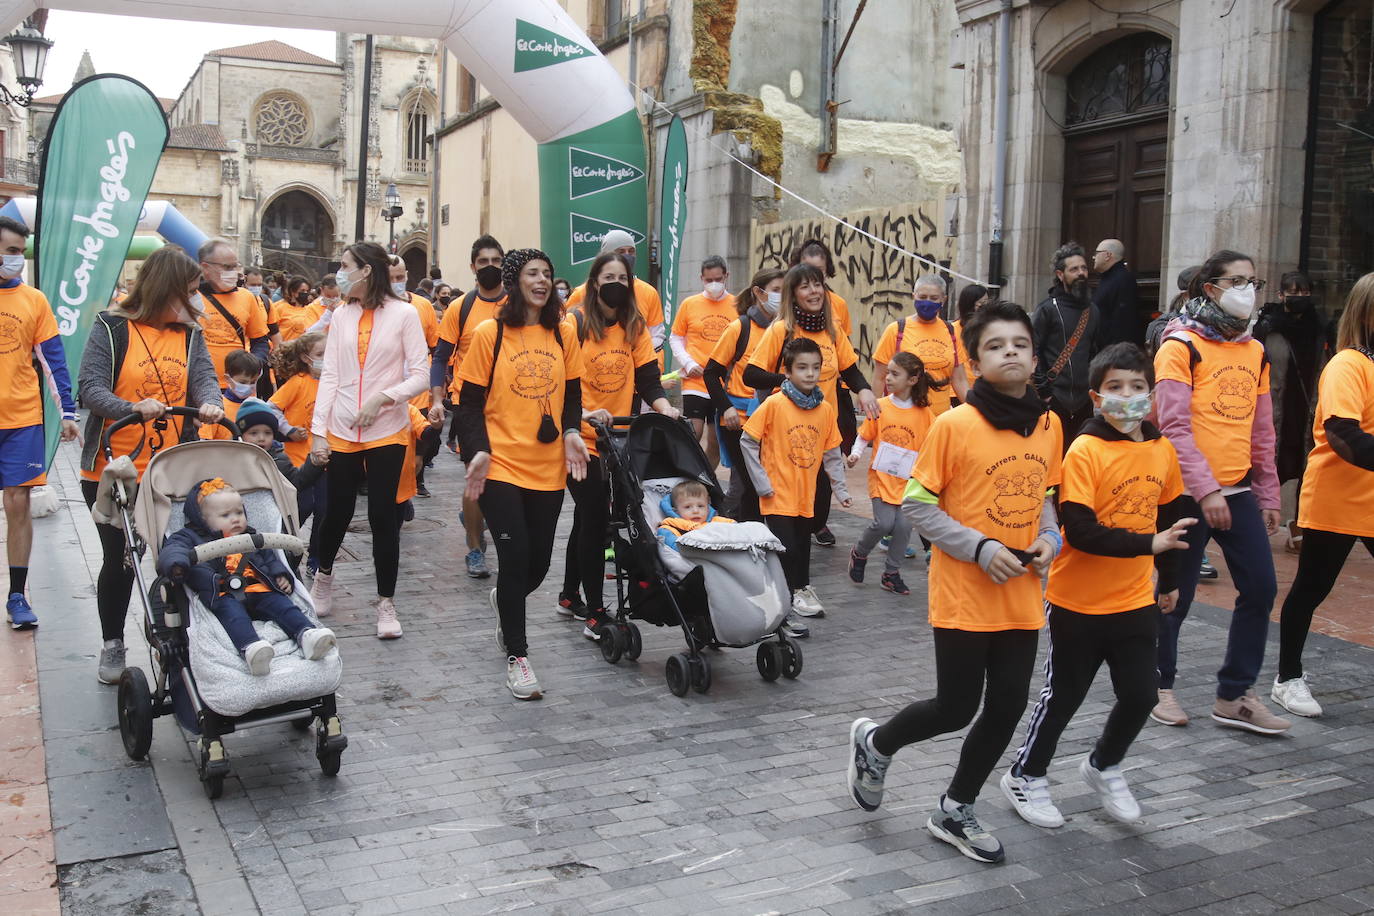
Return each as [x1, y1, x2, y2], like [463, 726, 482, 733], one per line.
[515, 37, 586, 59]
[573, 231, 606, 243]
[58, 131, 137, 333]
[667, 161, 683, 260]
[571, 164, 639, 182]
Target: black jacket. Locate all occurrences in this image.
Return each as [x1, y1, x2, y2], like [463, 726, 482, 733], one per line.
[1092, 261, 1140, 346]
[1032, 288, 1101, 415]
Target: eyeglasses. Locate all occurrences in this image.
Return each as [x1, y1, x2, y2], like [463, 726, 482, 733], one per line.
[1210, 276, 1266, 292]
[206, 261, 241, 272]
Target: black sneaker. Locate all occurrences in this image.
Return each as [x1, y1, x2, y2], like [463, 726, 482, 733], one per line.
[556, 593, 588, 620]
[814, 526, 836, 548]
[1199, 557, 1219, 580]
[927, 795, 1004, 864]
[416, 483, 432, 498]
[880, 571, 910, 596]
[582, 609, 612, 640]
[848, 549, 867, 584]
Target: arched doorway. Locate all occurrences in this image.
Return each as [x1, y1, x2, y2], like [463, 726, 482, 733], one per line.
[1061, 33, 1172, 332]
[400, 245, 427, 289]
[261, 190, 335, 282]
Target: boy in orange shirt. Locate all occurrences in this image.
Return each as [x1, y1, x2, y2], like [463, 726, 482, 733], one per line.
[1000, 343, 1194, 830]
[846, 301, 1063, 865]
[741, 337, 851, 636]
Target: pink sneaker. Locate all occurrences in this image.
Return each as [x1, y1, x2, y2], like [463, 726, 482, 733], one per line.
[310, 571, 334, 618]
[376, 597, 402, 639]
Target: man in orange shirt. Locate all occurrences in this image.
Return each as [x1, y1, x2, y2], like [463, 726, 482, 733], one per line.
[0, 216, 80, 629]
[670, 256, 737, 466]
[196, 239, 269, 376]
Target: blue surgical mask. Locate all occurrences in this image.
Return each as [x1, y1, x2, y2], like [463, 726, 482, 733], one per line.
[0, 253, 26, 279]
[914, 298, 942, 320]
[246, 285, 263, 296]
[336, 269, 356, 296]
[391, 281, 408, 298]
[227, 379, 256, 398]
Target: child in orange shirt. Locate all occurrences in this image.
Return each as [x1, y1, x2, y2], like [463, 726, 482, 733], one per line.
[847, 301, 1063, 866]
[846, 352, 939, 596]
[741, 337, 851, 637]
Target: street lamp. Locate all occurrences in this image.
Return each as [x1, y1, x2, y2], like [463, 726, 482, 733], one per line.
[382, 182, 403, 253]
[1, 23, 52, 107]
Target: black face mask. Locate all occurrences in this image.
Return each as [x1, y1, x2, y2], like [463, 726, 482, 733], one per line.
[296, 293, 311, 305]
[536, 409, 559, 444]
[1284, 295, 1314, 312]
[598, 281, 630, 309]
[438, 295, 452, 305]
[476, 265, 502, 290]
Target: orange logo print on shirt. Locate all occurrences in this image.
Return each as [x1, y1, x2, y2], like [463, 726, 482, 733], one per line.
[137, 357, 187, 404]
[699, 314, 732, 343]
[588, 351, 629, 394]
[990, 470, 1043, 524]
[881, 426, 917, 450]
[913, 338, 953, 375]
[1209, 367, 1256, 420]
[1106, 487, 1157, 532]
[510, 350, 558, 400]
[0, 312, 20, 355]
[787, 424, 820, 469]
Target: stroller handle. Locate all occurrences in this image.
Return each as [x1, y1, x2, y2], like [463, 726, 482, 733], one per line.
[191, 532, 304, 564]
[103, 405, 240, 454]
[589, 416, 648, 432]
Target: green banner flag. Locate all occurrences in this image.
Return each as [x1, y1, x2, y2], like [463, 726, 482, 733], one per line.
[658, 116, 689, 348]
[34, 74, 169, 469]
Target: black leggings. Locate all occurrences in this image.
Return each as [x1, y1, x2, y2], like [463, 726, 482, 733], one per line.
[561, 457, 609, 611]
[872, 627, 1039, 804]
[318, 443, 406, 597]
[81, 479, 136, 642]
[480, 480, 564, 658]
[765, 514, 812, 592]
[1278, 528, 1374, 681]
[718, 426, 760, 522]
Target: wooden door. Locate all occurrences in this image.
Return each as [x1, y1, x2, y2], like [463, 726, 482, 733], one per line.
[1062, 116, 1169, 333]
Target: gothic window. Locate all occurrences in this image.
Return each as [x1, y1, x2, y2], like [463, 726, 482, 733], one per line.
[405, 107, 431, 173]
[254, 93, 311, 147]
[1065, 34, 1171, 128]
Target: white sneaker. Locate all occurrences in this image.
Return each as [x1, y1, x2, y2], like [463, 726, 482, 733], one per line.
[999, 771, 1064, 828]
[310, 570, 333, 618]
[244, 640, 274, 676]
[299, 627, 336, 661]
[792, 586, 825, 618]
[506, 655, 541, 700]
[1272, 675, 1322, 717]
[1079, 758, 1142, 823]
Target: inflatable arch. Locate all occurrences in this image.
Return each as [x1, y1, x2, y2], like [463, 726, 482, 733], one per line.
[0, 196, 207, 254]
[0, 0, 649, 272]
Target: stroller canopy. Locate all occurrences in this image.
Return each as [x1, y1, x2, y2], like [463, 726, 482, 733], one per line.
[623, 414, 725, 508]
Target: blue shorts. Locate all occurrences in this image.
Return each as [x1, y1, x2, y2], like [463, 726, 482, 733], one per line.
[0, 424, 46, 488]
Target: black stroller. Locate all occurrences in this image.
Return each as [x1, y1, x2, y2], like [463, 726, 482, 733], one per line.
[99, 407, 347, 798]
[589, 413, 802, 696]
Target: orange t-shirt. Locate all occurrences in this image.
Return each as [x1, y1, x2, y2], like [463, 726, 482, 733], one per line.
[568, 278, 665, 369]
[270, 372, 319, 465]
[437, 291, 506, 399]
[873, 317, 960, 415]
[742, 392, 840, 518]
[199, 288, 269, 377]
[952, 318, 969, 369]
[746, 322, 858, 408]
[0, 284, 59, 429]
[1299, 349, 1374, 537]
[911, 403, 1063, 631]
[199, 396, 241, 440]
[1154, 330, 1270, 488]
[1046, 432, 1184, 614]
[458, 319, 584, 492]
[81, 322, 194, 482]
[828, 290, 852, 337]
[857, 395, 935, 505]
[572, 313, 657, 457]
[279, 301, 327, 341]
[671, 293, 738, 395]
[409, 293, 439, 349]
[395, 404, 434, 504]
[707, 316, 769, 403]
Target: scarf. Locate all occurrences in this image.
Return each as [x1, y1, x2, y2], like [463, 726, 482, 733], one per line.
[1180, 296, 1250, 340]
[963, 377, 1048, 437]
[795, 310, 827, 333]
[782, 379, 825, 410]
[747, 303, 774, 328]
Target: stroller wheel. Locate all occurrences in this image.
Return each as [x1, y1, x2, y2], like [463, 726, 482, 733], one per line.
[117, 668, 154, 760]
[756, 643, 783, 682]
[622, 623, 643, 661]
[689, 654, 712, 694]
[665, 653, 691, 697]
[598, 624, 625, 664]
[198, 739, 229, 799]
[780, 638, 804, 680]
[316, 716, 348, 777]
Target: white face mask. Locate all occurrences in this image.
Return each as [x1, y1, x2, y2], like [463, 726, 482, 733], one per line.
[1096, 391, 1153, 435]
[391, 281, 407, 298]
[1217, 285, 1256, 320]
[246, 285, 263, 295]
[0, 253, 26, 279]
[766, 290, 782, 309]
[187, 292, 204, 313]
[227, 379, 256, 398]
[220, 270, 239, 289]
[336, 269, 356, 296]
[704, 281, 727, 301]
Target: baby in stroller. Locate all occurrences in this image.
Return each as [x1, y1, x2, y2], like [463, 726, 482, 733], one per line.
[657, 480, 735, 551]
[158, 477, 336, 676]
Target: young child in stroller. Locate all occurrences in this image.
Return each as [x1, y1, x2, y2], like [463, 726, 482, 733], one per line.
[158, 478, 336, 676]
[657, 480, 735, 551]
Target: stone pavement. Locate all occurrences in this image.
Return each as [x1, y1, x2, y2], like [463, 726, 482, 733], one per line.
[6, 440, 1374, 915]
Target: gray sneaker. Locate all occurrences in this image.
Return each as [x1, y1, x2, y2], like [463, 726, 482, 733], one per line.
[847, 717, 891, 811]
[927, 796, 1005, 864]
[780, 612, 810, 639]
[466, 548, 491, 579]
[97, 640, 126, 685]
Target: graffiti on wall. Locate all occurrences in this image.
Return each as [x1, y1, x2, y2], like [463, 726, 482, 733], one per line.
[750, 203, 958, 372]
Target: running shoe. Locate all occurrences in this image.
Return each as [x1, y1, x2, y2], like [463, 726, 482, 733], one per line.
[1212, 690, 1290, 735]
[416, 483, 432, 499]
[1000, 771, 1064, 828]
[465, 548, 490, 579]
[507, 656, 541, 700]
[96, 640, 126, 685]
[880, 571, 910, 596]
[846, 717, 890, 811]
[848, 549, 867, 584]
[927, 796, 1004, 864]
[814, 526, 836, 547]
[1271, 675, 1322, 718]
[780, 613, 809, 639]
[375, 597, 402, 639]
[1198, 557, 1218, 580]
[5, 593, 36, 630]
[1150, 688, 1188, 726]
[582, 609, 612, 641]
[792, 586, 825, 618]
[556, 593, 588, 619]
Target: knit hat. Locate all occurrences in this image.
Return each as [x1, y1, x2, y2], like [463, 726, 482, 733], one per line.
[235, 397, 283, 439]
[500, 248, 555, 291]
[599, 229, 637, 254]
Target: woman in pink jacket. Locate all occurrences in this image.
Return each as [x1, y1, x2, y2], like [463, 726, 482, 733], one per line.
[309, 241, 430, 637]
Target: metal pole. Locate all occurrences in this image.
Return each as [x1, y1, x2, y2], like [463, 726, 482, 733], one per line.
[354, 34, 374, 242]
[988, 0, 1011, 290]
[818, 0, 839, 171]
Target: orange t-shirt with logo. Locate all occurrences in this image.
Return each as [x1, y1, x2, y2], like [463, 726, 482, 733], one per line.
[742, 392, 840, 518]
[572, 313, 657, 456]
[1046, 432, 1183, 614]
[81, 322, 194, 482]
[1155, 330, 1270, 487]
[568, 278, 665, 369]
[270, 372, 319, 465]
[0, 284, 59, 429]
[1299, 349, 1374, 537]
[458, 319, 584, 492]
[438, 292, 506, 400]
[199, 288, 269, 377]
[911, 404, 1063, 631]
[707, 317, 769, 403]
[873, 317, 960, 415]
[746, 322, 858, 408]
[857, 396, 935, 504]
[672, 293, 738, 395]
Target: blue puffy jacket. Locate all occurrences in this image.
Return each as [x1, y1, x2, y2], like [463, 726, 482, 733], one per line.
[157, 479, 291, 606]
